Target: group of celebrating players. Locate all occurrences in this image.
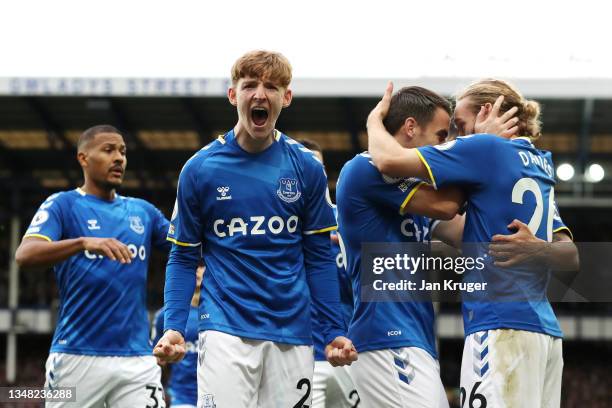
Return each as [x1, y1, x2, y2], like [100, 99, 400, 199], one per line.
[15, 50, 578, 407]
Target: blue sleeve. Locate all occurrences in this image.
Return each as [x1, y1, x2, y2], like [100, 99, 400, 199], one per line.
[167, 157, 203, 247]
[164, 157, 203, 336]
[303, 231, 346, 345]
[151, 308, 165, 345]
[303, 158, 337, 235]
[164, 244, 200, 336]
[352, 155, 425, 215]
[146, 202, 171, 251]
[416, 134, 498, 189]
[23, 192, 65, 242]
[552, 200, 573, 240]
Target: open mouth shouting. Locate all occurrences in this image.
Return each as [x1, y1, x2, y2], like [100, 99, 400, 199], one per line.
[251, 106, 269, 128]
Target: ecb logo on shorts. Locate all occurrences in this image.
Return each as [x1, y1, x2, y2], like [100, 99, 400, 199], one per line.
[129, 216, 145, 234]
[277, 178, 301, 203]
[202, 394, 216, 408]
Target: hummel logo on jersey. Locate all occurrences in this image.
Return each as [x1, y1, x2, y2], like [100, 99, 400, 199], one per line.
[216, 186, 232, 201]
[87, 219, 100, 230]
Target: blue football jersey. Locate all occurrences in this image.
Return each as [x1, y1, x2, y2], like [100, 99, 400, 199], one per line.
[166, 130, 339, 345]
[312, 206, 353, 361]
[417, 135, 572, 338]
[336, 152, 438, 357]
[152, 306, 198, 406]
[23, 188, 170, 356]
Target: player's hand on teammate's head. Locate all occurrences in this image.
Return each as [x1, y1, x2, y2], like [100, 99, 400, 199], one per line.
[367, 81, 394, 124]
[82, 237, 133, 264]
[489, 219, 546, 267]
[153, 329, 186, 365]
[474, 95, 520, 138]
[325, 336, 358, 367]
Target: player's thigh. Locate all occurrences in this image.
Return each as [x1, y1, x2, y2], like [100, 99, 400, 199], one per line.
[105, 355, 165, 408]
[349, 349, 403, 407]
[313, 361, 360, 408]
[350, 347, 447, 408]
[197, 330, 263, 408]
[44, 353, 108, 408]
[312, 360, 333, 408]
[542, 338, 563, 408]
[326, 365, 361, 408]
[257, 342, 314, 408]
[461, 329, 549, 408]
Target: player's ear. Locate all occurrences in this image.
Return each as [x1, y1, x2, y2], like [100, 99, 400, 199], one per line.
[483, 102, 493, 115]
[403, 117, 417, 139]
[282, 88, 293, 108]
[228, 86, 238, 107]
[77, 151, 88, 168]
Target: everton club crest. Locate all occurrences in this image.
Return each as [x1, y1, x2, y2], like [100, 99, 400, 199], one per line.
[277, 178, 301, 203]
[129, 216, 145, 234]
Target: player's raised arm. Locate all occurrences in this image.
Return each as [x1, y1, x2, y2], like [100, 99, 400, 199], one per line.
[401, 183, 464, 221]
[367, 82, 430, 180]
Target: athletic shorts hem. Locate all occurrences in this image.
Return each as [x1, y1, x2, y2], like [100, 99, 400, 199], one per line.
[48, 347, 152, 356]
[351, 339, 437, 359]
[464, 323, 563, 339]
[198, 324, 314, 346]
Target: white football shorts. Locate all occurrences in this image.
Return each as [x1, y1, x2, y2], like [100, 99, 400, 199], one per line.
[349, 346, 448, 408]
[196, 330, 314, 408]
[44, 353, 165, 408]
[460, 329, 562, 408]
[312, 360, 360, 408]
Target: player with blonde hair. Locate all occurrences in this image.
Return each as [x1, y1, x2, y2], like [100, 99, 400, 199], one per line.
[367, 79, 578, 407]
[453, 78, 541, 140]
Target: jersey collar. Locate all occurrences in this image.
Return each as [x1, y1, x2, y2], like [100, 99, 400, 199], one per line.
[512, 136, 534, 147]
[220, 129, 281, 144]
[75, 187, 120, 203]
